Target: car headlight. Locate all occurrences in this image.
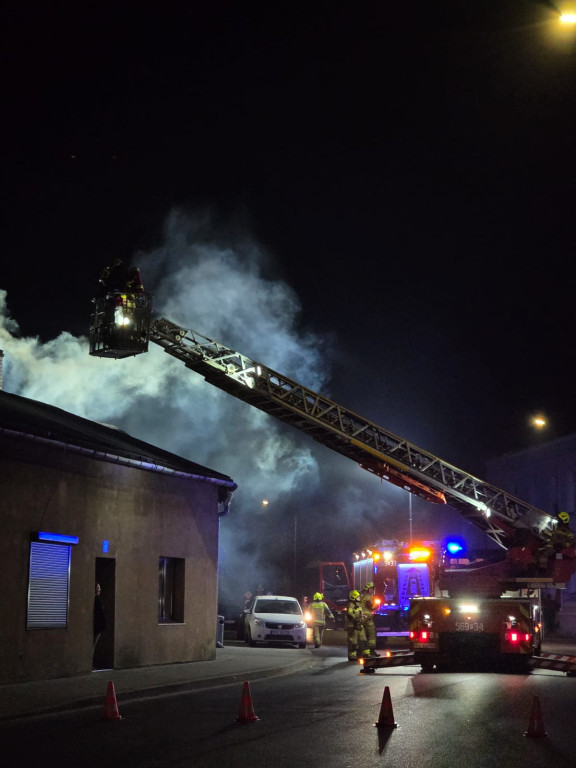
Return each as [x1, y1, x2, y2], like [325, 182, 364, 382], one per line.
[293, 621, 306, 630]
[253, 618, 265, 627]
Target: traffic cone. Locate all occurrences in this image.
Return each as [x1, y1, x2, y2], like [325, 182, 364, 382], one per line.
[236, 680, 259, 723]
[524, 695, 547, 738]
[102, 681, 122, 721]
[374, 685, 398, 728]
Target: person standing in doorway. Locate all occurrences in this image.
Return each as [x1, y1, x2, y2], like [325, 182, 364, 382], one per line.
[93, 583, 106, 662]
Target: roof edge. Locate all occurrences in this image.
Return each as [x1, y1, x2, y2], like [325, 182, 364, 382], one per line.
[0, 426, 238, 490]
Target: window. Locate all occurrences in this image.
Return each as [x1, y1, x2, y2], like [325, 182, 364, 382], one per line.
[158, 556, 185, 623]
[27, 542, 71, 629]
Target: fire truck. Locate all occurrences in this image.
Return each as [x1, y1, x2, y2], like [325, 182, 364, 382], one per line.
[352, 540, 442, 639]
[300, 561, 351, 628]
[89, 288, 576, 670]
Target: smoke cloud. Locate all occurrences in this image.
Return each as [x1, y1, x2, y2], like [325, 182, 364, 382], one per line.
[0, 208, 476, 607]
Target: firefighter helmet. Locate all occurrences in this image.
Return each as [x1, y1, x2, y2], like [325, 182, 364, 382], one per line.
[363, 582, 374, 591]
[313, 592, 323, 601]
[558, 511, 570, 524]
[349, 590, 360, 600]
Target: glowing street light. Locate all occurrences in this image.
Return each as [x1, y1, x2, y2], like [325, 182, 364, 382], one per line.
[559, 2, 576, 23]
[530, 414, 547, 430]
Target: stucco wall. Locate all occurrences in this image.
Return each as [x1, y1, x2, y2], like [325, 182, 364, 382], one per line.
[0, 433, 221, 683]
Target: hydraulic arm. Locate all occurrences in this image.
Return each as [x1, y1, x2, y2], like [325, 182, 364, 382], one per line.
[88, 292, 558, 552]
[146, 317, 556, 550]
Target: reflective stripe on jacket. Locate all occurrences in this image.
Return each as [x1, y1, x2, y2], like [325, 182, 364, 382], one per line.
[309, 600, 334, 624]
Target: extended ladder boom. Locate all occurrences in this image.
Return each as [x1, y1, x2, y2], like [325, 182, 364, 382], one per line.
[149, 317, 555, 549]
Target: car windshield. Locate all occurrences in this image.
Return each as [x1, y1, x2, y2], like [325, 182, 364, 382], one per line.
[255, 599, 300, 615]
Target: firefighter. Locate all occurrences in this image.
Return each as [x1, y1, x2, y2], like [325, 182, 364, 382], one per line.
[539, 512, 575, 569]
[360, 582, 380, 658]
[126, 266, 144, 293]
[100, 259, 144, 294]
[346, 590, 364, 661]
[552, 512, 575, 550]
[308, 592, 334, 648]
[544, 512, 575, 554]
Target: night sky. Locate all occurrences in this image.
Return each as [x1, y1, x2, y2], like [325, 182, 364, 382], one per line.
[2, 2, 576, 596]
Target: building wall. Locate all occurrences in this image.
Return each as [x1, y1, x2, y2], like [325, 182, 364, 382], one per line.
[0, 433, 221, 684]
[487, 434, 576, 638]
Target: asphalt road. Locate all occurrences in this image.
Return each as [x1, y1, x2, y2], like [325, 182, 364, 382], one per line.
[2, 636, 575, 768]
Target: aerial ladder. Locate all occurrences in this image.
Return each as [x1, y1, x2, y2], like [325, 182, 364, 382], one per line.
[89, 288, 576, 672]
[89, 291, 562, 554]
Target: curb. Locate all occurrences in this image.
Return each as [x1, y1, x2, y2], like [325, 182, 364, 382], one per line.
[0, 651, 315, 723]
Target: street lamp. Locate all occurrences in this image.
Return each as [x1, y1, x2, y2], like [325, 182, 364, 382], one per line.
[559, 2, 576, 23]
[261, 499, 298, 592]
[408, 492, 413, 544]
[560, 0, 576, 22]
[293, 510, 298, 593]
[530, 413, 547, 430]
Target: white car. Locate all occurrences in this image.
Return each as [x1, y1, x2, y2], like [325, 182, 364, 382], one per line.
[244, 595, 307, 648]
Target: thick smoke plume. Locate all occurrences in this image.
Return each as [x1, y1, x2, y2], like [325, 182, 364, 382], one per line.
[0, 209, 475, 606]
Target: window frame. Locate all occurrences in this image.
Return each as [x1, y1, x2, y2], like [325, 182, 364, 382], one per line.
[27, 541, 72, 629]
[158, 556, 185, 624]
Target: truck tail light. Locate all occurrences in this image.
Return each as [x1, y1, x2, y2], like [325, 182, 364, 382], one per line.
[506, 631, 530, 644]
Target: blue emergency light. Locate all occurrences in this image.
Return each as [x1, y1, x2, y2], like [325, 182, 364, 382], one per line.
[444, 537, 466, 556]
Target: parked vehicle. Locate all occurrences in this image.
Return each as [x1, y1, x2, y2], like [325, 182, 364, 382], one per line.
[244, 595, 307, 648]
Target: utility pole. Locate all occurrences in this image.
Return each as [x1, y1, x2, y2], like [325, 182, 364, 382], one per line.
[293, 511, 298, 594]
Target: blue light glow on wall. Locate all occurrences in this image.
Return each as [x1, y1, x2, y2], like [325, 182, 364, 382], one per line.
[37, 531, 79, 545]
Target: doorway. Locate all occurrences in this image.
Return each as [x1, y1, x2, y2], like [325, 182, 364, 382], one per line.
[93, 557, 116, 670]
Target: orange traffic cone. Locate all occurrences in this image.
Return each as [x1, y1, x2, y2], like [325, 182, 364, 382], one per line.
[374, 685, 398, 728]
[102, 681, 122, 721]
[524, 695, 547, 738]
[236, 680, 259, 723]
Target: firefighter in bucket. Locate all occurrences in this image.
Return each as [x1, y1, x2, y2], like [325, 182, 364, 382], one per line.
[90, 260, 150, 359]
